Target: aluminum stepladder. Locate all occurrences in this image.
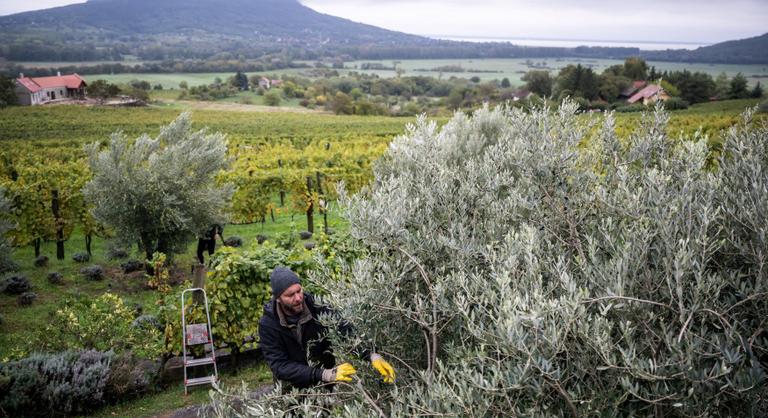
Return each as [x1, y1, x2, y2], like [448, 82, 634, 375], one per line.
[181, 287, 219, 394]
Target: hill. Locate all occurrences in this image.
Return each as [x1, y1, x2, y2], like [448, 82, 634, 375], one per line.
[0, 0, 765, 64]
[0, 0, 431, 61]
[642, 33, 768, 64]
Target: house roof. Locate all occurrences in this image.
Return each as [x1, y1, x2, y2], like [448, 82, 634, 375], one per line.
[16, 77, 42, 93]
[628, 84, 663, 104]
[620, 80, 647, 97]
[16, 74, 87, 93]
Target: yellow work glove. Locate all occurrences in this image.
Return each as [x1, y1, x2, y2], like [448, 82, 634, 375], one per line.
[322, 362, 357, 382]
[370, 353, 395, 383]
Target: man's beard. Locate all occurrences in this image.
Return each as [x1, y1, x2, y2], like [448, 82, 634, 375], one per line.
[285, 301, 304, 315]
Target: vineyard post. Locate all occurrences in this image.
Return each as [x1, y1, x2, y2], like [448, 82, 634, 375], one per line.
[306, 176, 314, 233]
[85, 234, 92, 256]
[192, 263, 206, 305]
[316, 171, 328, 233]
[51, 189, 65, 260]
[278, 159, 285, 207]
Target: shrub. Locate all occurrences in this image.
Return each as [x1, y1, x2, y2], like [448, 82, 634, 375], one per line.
[131, 315, 163, 332]
[72, 252, 90, 263]
[80, 265, 103, 281]
[107, 246, 129, 260]
[264, 90, 281, 106]
[121, 259, 144, 274]
[158, 244, 314, 356]
[0, 350, 113, 417]
[224, 236, 243, 247]
[274, 230, 298, 250]
[588, 100, 609, 111]
[47, 272, 64, 285]
[37, 293, 163, 360]
[663, 97, 690, 110]
[17, 292, 36, 306]
[33, 255, 49, 268]
[2, 274, 31, 295]
[103, 352, 160, 401]
[219, 103, 768, 416]
[614, 103, 647, 112]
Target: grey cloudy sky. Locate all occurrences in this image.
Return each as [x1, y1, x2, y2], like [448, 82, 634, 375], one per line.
[1, 0, 766, 44]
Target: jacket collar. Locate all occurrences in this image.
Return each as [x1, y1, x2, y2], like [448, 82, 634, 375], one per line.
[276, 299, 313, 329]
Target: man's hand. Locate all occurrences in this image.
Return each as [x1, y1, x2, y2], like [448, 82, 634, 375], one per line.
[370, 353, 395, 383]
[322, 362, 357, 382]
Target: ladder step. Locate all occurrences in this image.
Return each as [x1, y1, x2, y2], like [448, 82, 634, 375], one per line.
[186, 376, 217, 387]
[185, 357, 216, 367]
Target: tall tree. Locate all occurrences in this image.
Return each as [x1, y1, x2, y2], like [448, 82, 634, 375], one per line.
[83, 112, 234, 260]
[0, 75, 17, 108]
[751, 82, 764, 99]
[667, 70, 715, 104]
[714, 72, 730, 99]
[522, 70, 553, 97]
[554, 64, 599, 100]
[728, 73, 749, 99]
[623, 57, 648, 80]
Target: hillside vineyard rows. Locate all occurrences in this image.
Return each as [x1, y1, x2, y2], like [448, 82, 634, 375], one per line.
[0, 105, 761, 238]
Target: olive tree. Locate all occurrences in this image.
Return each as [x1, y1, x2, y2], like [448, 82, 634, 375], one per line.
[83, 112, 233, 260]
[214, 103, 767, 417]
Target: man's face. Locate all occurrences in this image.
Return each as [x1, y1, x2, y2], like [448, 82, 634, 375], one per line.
[279, 283, 304, 315]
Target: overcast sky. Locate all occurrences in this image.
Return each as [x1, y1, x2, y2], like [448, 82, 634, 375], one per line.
[1, 0, 766, 45]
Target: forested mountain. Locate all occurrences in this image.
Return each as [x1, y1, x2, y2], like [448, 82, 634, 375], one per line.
[0, 0, 431, 61]
[643, 33, 768, 64]
[0, 0, 765, 64]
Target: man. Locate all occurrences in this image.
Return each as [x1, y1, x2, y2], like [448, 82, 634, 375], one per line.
[258, 266, 395, 389]
[197, 224, 224, 265]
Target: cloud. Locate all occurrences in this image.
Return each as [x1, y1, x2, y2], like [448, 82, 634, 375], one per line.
[300, 0, 768, 43]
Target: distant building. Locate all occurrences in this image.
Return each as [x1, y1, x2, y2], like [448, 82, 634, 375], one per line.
[510, 89, 532, 101]
[619, 80, 647, 100]
[627, 84, 669, 105]
[258, 77, 271, 90]
[14, 72, 87, 106]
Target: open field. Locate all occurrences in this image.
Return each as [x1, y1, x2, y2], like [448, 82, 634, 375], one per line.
[335, 58, 768, 86]
[75, 58, 768, 90]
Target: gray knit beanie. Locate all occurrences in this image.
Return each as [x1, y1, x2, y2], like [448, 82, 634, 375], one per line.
[270, 266, 301, 298]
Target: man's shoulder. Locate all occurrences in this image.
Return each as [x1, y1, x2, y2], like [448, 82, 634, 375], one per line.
[259, 300, 278, 326]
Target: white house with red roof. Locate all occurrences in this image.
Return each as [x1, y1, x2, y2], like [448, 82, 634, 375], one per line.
[14, 72, 88, 106]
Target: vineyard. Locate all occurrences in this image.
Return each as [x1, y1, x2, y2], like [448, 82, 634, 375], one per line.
[0, 101, 766, 415]
[0, 102, 764, 262]
[0, 102, 762, 253]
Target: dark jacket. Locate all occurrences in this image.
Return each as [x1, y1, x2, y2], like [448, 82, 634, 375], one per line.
[258, 292, 337, 389]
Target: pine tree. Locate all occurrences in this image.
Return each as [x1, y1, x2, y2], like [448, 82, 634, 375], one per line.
[751, 81, 763, 99]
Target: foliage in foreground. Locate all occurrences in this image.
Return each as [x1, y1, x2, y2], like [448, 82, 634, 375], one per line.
[213, 103, 768, 416]
[83, 112, 234, 260]
[0, 350, 159, 417]
[0, 187, 17, 273]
